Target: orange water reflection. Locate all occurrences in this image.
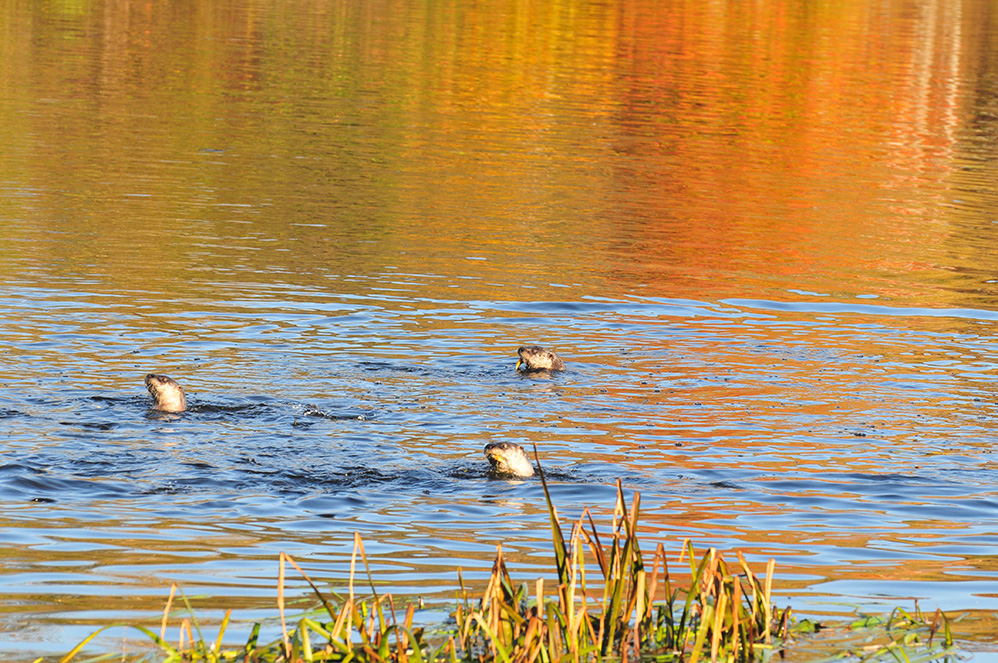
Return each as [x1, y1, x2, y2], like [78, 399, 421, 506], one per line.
[1, 0, 996, 305]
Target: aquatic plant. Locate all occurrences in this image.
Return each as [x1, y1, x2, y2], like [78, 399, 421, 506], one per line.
[451, 466, 786, 663]
[832, 605, 955, 663]
[57, 460, 955, 663]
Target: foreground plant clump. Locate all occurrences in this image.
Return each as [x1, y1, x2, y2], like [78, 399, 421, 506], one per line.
[59, 468, 954, 663]
[452, 477, 787, 663]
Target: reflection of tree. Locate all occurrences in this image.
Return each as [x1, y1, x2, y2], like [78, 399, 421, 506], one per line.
[1, 0, 997, 306]
[609, 0, 994, 306]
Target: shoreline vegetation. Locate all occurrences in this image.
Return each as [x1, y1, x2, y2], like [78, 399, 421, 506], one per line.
[59, 461, 956, 663]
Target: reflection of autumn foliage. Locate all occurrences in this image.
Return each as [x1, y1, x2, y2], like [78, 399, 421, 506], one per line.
[0, 0, 993, 304]
[611, 0, 976, 303]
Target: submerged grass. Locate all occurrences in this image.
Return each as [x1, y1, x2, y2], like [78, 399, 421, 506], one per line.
[57, 459, 957, 663]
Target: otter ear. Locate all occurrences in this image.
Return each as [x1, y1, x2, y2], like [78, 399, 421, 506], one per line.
[546, 352, 555, 361]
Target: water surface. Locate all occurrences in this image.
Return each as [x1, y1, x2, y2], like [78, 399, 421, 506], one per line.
[2, 0, 998, 658]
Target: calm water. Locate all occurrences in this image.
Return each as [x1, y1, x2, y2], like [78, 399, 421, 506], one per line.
[3, 0, 998, 658]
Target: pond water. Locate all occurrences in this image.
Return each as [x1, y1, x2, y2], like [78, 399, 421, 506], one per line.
[3, 0, 998, 658]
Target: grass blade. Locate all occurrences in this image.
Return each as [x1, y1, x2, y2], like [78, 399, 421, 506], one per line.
[534, 444, 570, 588]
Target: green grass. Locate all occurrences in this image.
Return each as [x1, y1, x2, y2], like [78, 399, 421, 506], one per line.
[56, 459, 957, 663]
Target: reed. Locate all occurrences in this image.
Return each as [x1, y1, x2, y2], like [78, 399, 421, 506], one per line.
[56, 459, 953, 663]
[452, 463, 784, 663]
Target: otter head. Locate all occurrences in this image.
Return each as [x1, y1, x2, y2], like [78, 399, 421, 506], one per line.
[516, 345, 566, 372]
[485, 442, 535, 478]
[145, 374, 187, 413]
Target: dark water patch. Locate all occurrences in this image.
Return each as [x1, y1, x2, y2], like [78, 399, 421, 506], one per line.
[299, 405, 373, 421]
[140, 399, 376, 425]
[182, 461, 216, 471]
[0, 463, 134, 502]
[68, 456, 155, 479]
[185, 402, 273, 416]
[297, 465, 408, 490]
[88, 395, 130, 405]
[140, 483, 188, 496]
[709, 480, 744, 490]
[61, 421, 117, 431]
[236, 463, 408, 494]
[359, 360, 426, 374]
[112, 455, 624, 508]
[0, 463, 46, 477]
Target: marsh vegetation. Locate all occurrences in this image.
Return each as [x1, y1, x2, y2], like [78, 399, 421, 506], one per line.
[60, 468, 955, 663]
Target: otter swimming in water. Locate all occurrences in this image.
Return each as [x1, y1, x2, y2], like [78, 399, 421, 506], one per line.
[145, 374, 187, 413]
[485, 441, 535, 477]
[515, 345, 566, 372]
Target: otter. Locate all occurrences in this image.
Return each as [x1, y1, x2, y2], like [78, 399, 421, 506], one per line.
[485, 442, 535, 477]
[515, 345, 566, 372]
[145, 374, 187, 413]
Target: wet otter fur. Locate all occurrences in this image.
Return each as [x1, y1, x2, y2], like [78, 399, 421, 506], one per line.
[145, 374, 187, 413]
[515, 345, 566, 372]
[485, 441, 535, 477]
